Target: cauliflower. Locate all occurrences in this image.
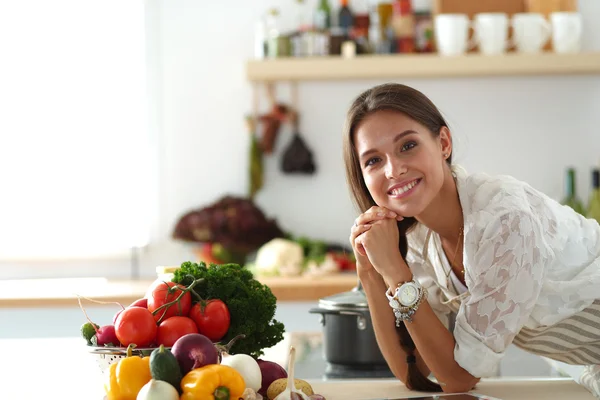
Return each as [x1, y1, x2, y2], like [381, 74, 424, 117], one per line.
[254, 238, 304, 276]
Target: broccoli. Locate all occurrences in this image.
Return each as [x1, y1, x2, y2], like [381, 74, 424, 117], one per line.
[172, 261, 285, 358]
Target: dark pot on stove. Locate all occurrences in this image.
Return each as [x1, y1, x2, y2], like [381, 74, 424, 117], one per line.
[309, 281, 388, 367]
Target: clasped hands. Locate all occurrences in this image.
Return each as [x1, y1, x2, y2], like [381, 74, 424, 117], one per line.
[349, 206, 412, 284]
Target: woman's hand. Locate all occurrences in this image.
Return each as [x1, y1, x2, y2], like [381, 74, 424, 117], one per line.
[352, 207, 410, 284]
[349, 206, 401, 274]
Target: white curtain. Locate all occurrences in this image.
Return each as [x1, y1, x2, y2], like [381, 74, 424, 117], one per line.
[0, 0, 154, 259]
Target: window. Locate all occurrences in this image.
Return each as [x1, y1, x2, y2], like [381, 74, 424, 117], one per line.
[0, 1, 155, 268]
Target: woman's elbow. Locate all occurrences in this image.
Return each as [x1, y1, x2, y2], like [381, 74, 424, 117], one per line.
[441, 377, 480, 394]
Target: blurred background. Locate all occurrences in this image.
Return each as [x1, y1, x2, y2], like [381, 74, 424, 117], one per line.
[0, 0, 599, 386]
[0, 0, 599, 280]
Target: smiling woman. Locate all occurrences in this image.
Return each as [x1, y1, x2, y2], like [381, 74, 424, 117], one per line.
[0, 0, 155, 277]
[342, 83, 600, 398]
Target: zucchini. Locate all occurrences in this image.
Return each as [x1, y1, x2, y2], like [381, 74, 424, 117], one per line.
[149, 345, 182, 394]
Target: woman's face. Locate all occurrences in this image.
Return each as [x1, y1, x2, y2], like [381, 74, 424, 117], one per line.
[353, 110, 451, 218]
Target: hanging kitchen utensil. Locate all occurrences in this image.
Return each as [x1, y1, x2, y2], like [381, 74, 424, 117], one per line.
[280, 83, 316, 175]
[247, 84, 264, 199]
[259, 83, 288, 154]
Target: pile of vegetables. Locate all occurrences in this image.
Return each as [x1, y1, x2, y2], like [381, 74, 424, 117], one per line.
[104, 334, 327, 400]
[79, 261, 316, 399]
[80, 262, 284, 359]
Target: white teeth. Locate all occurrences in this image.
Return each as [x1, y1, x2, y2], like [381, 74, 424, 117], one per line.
[390, 180, 418, 196]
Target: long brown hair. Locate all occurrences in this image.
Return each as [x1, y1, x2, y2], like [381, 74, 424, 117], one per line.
[343, 83, 451, 392]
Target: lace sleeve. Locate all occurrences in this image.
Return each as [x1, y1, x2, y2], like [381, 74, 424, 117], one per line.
[453, 211, 547, 378]
[406, 242, 453, 330]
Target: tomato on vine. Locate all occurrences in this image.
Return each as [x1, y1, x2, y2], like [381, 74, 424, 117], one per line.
[147, 281, 191, 322]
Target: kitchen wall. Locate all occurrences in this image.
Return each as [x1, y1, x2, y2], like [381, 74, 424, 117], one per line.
[1, 1, 598, 281]
[149, 0, 600, 275]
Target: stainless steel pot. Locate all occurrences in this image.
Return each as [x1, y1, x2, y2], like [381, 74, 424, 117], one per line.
[309, 281, 387, 366]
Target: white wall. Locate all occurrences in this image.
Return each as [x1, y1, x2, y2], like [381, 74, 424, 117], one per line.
[152, 0, 600, 270]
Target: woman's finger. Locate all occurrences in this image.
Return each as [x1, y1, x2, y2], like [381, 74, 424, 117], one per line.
[354, 207, 397, 227]
[354, 235, 367, 256]
[349, 223, 372, 244]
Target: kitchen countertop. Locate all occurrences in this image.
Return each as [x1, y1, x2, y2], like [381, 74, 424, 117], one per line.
[0, 274, 358, 307]
[1, 332, 593, 400]
[309, 378, 593, 400]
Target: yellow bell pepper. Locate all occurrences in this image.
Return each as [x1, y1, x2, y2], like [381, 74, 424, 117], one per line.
[104, 345, 152, 400]
[181, 364, 245, 400]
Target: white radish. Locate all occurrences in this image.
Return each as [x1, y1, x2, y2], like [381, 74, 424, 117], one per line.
[136, 379, 179, 400]
[221, 352, 263, 392]
[274, 346, 310, 400]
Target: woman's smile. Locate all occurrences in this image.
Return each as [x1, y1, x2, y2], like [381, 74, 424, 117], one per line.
[387, 178, 422, 199]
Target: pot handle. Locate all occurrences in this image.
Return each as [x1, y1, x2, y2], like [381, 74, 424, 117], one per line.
[308, 308, 369, 330]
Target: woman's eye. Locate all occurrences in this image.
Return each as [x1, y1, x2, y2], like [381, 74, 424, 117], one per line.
[365, 157, 380, 167]
[401, 141, 417, 152]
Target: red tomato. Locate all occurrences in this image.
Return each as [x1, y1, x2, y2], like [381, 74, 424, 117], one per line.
[130, 298, 148, 308]
[189, 300, 230, 341]
[112, 298, 148, 324]
[156, 316, 198, 347]
[115, 306, 157, 347]
[147, 281, 191, 322]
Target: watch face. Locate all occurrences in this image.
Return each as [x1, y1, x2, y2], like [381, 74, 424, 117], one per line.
[399, 284, 418, 306]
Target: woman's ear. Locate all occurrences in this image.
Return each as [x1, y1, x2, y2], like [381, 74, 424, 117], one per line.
[439, 126, 452, 159]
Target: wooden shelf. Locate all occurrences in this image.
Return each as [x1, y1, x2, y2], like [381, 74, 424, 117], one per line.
[246, 52, 600, 82]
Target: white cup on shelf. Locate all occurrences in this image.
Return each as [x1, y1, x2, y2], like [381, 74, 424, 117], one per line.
[472, 12, 510, 55]
[551, 12, 583, 54]
[511, 13, 551, 54]
[434, 14, 473, 56]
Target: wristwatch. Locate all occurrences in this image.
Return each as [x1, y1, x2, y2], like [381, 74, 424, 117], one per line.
[385, 279, 427, 325]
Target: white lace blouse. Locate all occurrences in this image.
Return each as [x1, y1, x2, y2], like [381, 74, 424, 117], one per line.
[406, 165, 600, 378]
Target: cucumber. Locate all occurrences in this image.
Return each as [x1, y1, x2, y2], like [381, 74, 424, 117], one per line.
[149, 345, 182, 394]
[80, 322, 100, 345]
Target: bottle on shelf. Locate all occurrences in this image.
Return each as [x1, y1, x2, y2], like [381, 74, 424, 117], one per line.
[265, 8, 282, 58]
[391, 0, 415, 53]
[254, 15, 267, 59]
[587, 168, 600, 223]
[368, 7, 386, 54]
[314, 0, 332, 31]
[338, 0, 354, 38]
[291, 0, 310, 57]
[351, 0, 370, 54]
[561, 167, 585, 215]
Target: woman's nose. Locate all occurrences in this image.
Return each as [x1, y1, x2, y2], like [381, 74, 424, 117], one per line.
[384, 157, 406, 179]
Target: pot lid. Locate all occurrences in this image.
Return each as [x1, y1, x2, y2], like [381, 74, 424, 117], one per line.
[318, 285, 368, 310]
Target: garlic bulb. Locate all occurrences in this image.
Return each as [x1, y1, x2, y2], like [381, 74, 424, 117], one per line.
[274, 347, 310, 400]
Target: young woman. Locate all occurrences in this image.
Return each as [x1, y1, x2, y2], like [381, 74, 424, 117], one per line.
[343, 83, 600, 397]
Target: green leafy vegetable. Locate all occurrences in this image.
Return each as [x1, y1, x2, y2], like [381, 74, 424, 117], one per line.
[172, 261, 285, 358]
[292, 236, 328, 266]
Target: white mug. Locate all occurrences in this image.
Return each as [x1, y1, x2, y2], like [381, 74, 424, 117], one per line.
[551, 12, 583, 54]
[511, 13, 551, 53]
[434, 14, 473, 56]
[473, 13, 510, 55]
